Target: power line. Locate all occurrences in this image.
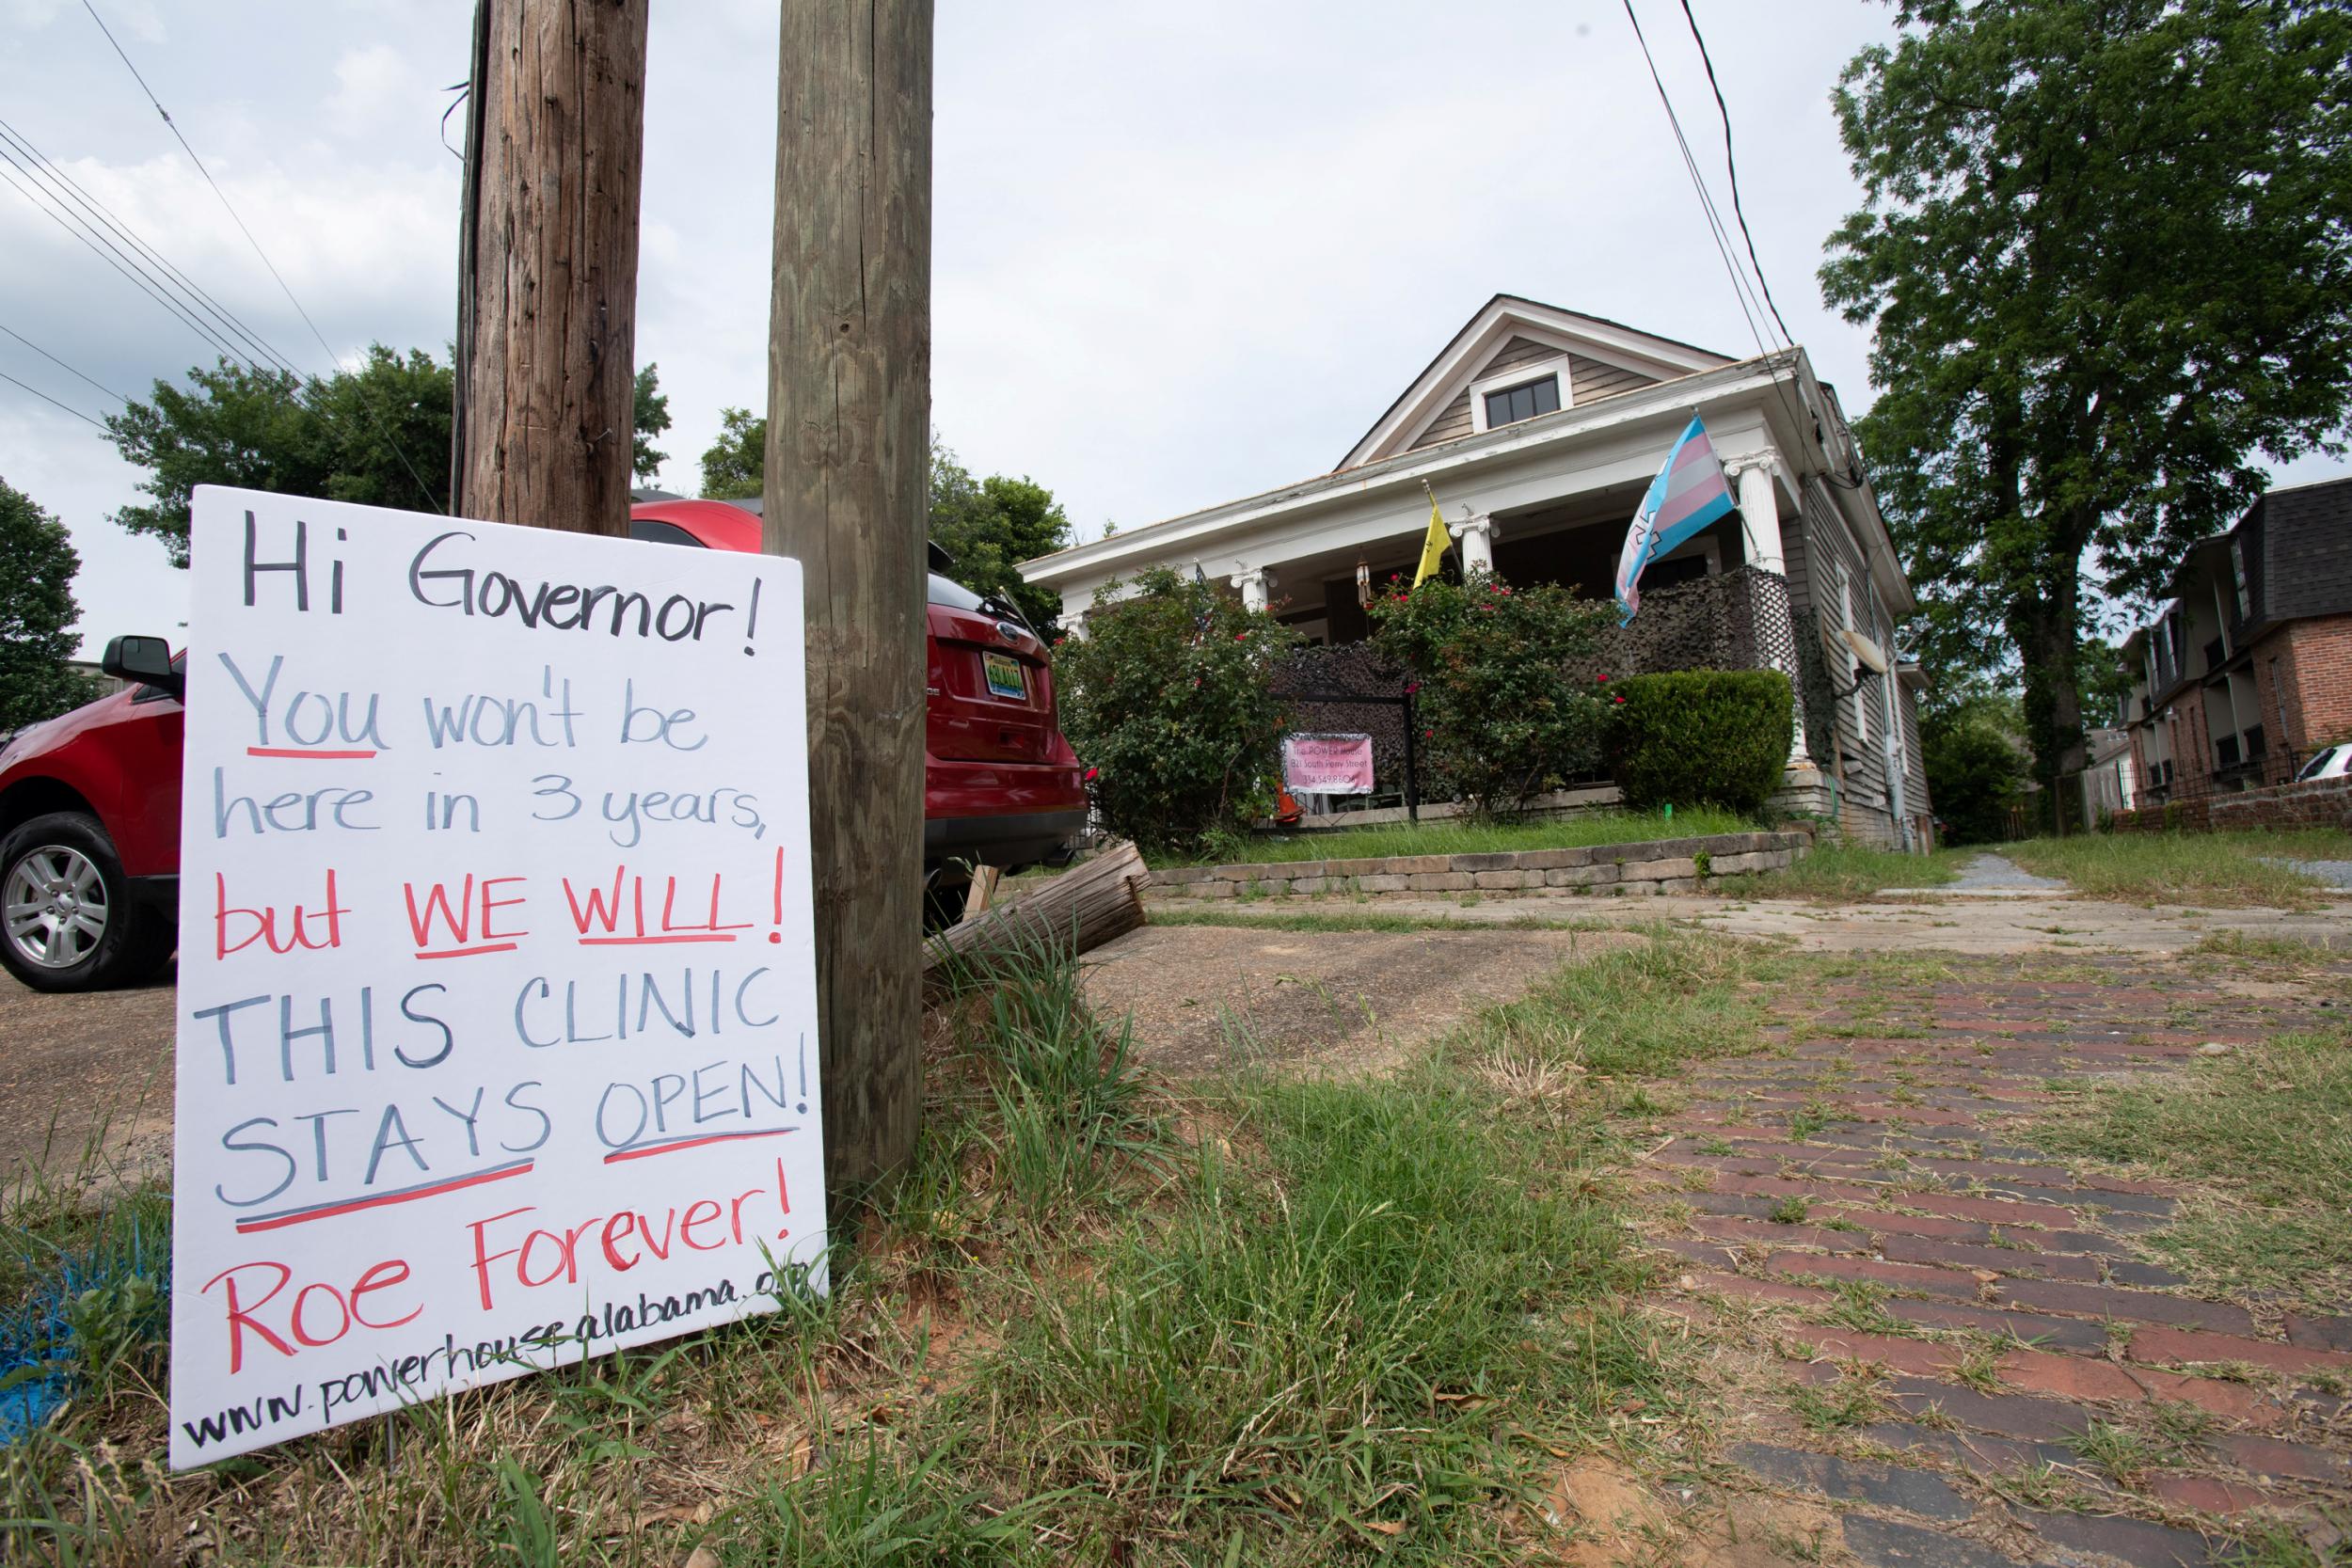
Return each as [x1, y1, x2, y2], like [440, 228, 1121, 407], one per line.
[0, 321, 128, 404]
[1620, 0, 1779, 365]
[1677, 0, 1798, 350]
[80, 0, 447, 513]
[0, 148, 252, 368]
[0, 116, 305, 378]
[1622, 1, 1867, 499]
[0, 367, 109, 430]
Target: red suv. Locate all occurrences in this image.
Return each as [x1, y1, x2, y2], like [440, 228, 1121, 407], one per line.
[0, 499, 1086, 991]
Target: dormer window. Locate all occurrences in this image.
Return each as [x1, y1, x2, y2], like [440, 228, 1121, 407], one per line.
[1483, 374, 1561, 429]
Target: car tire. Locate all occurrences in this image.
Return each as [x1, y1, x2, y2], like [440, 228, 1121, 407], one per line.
[922, 876, 970, 935]
[0, 812, 176, 992]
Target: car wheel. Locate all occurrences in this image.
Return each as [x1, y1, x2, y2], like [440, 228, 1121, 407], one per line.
[922, 874, 972, 935]
[0, 812, 175, 992]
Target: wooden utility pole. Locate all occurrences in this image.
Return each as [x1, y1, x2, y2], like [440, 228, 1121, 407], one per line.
[453, 0, 649, 531]
[766, 0, 932, 1188]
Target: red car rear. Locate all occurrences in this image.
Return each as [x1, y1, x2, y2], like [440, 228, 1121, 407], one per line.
[0, 503, 1086, 991]
[628, 499, 1089, 911]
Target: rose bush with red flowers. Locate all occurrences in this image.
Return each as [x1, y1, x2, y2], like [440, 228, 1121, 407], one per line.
[1367, 570, 1615, 816]
[1053, 566, 1298, 851]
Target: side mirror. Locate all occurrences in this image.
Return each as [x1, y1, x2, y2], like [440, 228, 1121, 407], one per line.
[103, 635, 183, 702]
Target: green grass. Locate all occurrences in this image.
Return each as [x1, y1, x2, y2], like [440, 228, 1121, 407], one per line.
[1999, 829, 2352, 909]
[1153, 807, 1752, 868]
[4, 928, 1763, 1566]
[2029, 1020, 2352, 1301]
[1712, 842, 1964, 902]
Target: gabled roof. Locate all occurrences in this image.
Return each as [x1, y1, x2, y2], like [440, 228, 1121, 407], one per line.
[1338, 293, 1734, 469]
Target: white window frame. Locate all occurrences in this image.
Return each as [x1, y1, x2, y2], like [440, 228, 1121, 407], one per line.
[1468, 357, 1571, 435]
[1823, 555, 1867, 746]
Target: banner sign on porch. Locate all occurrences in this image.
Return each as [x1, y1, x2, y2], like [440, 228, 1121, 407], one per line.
[167, 487, 825, 1467]
[1281, 732, 1376, 796]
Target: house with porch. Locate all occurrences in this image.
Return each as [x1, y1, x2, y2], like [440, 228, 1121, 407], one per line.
[1019, 293, 1932, 847]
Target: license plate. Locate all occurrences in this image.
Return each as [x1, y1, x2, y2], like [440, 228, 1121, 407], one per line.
[981, 650, 1026, 700]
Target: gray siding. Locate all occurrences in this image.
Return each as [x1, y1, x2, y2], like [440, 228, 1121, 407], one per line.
[1567, 354, 1655, 403]
[1899, 681, 1931, 815]
[1793, 480, 1900, 841]
[1402, 392, 1477, 453]
[1406, 340, 1661, 453]
[1409, 389, 1473, 451]
[1483, 335, 1560, 378]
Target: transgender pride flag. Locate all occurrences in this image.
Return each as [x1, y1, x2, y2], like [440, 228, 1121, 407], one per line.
[1613, 415, 1736, 623]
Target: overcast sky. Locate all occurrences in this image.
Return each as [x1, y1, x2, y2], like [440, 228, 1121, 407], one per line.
[3, 0, 2344, 657]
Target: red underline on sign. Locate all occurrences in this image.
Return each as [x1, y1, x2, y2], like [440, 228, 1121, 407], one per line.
[603, 1128, 796, 1164]
[246, 747, 378, 759]
[233, 1160, 535, 1232]
[413, 942, 519, 959]
[575, 934, 738, 946]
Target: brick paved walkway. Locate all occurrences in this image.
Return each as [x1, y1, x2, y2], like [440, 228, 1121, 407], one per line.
[1634, 957, 2350, 1568]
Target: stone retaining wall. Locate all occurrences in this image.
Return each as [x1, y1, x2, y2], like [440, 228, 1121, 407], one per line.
[1148, 829, 1811, 901]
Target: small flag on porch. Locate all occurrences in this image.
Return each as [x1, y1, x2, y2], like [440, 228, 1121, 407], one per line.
[1614, 414, 1736, 623]
[1412, 485, 1450, 587]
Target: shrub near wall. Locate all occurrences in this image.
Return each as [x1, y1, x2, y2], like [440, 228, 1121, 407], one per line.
[1607, 670, 1793, 816]
[1054, 566, 1298, 853]
[1366, 572, 1616, 817]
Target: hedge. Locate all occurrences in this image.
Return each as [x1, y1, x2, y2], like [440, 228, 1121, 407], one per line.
[1607, 670, 1793, 816]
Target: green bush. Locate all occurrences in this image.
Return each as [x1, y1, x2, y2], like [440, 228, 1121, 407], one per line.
[1606, 670, 1792, 815]
[1367, 572, 1616, 816]
[1923, 718, 2027, 844]
[1053, 567, 1297, 852]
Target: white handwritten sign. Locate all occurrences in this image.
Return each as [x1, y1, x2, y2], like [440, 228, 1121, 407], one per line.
[167, 486, 825, 1467]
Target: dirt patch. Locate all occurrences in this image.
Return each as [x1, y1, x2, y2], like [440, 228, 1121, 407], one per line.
[0, 965, 176, 1186]
[1081, 924, 1640, 1076]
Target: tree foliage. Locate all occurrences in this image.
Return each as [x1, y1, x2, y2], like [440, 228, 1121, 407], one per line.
[0, 477, 104, 731]
[699, 406, 765, 500]
[696, 418, 1073, 628]
[107, 347, 451, 564]
[1367, 572, 1615, 817]
[107, 349, 678, 562]
[1053, 567, 1296, 853]
[1923, 703, 2030, 845]
[631, 364, 672, 481]
[1821, 0, 2352, 800]
[928, 441, 1071, 633]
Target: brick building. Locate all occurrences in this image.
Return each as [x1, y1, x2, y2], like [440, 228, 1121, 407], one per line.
[2119, 475, 2352, 803]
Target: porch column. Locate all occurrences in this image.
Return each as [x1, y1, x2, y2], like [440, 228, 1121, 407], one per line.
[1726, 447, 1788, 574]
[1722, 447, 1814, 769]
[1231, 566, 1271, 612]
[1452, 513, 1498, 576]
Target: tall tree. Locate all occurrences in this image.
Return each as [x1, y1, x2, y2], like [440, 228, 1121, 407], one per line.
[105, 348, 452, 564]
[696, 420, 1071, 625]
[1821, 0, 2352, 802]
[105, 350, 679, 560]
[631, 363, 672, 481]
[699, 406, 766, 499]
[0, 478, 103, 730]
[928, 439, 1072, 631]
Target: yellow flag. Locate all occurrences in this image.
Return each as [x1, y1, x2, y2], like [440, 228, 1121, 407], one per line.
[1412, 492, 1450, 586]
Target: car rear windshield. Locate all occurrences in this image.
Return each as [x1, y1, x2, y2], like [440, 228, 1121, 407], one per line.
[929, 573, 987, 611]
[2298, 745, 2343, 781]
